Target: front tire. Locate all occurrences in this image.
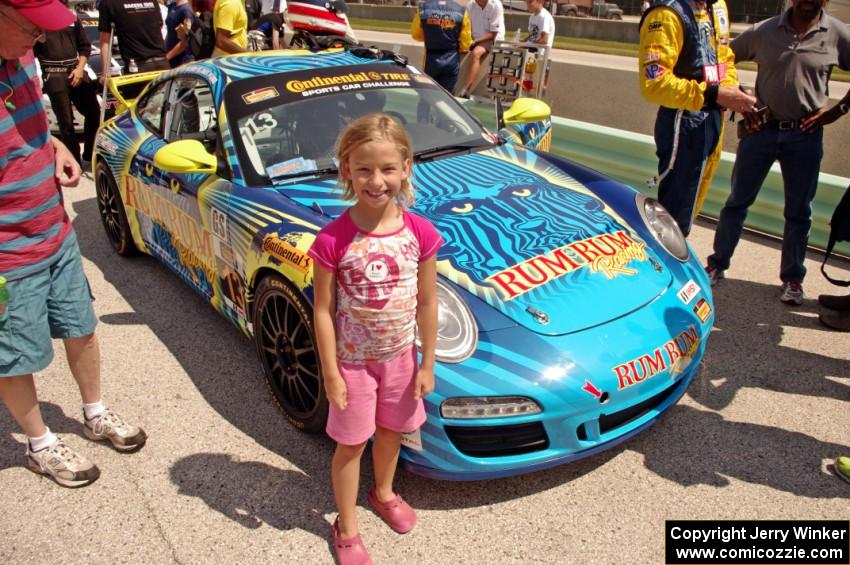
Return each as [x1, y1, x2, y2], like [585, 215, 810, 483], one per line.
[253, 274, 327, 433]
[95, 161, 137, 256]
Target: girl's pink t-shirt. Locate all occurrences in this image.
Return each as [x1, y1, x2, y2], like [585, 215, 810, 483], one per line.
[308, 209, 444, 363]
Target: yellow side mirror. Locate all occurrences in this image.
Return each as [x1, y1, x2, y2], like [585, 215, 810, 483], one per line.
[153, 139, 217, 175]
[503, 97, 551, 125]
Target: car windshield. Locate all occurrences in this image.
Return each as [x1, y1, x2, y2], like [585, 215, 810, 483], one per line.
[224, 63, 495, 186]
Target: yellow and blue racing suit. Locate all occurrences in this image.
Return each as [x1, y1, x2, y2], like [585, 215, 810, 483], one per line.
[412, 0, 472, 93]
[639, 0, 737, 236]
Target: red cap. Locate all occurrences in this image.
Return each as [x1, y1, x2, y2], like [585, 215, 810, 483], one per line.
[1, 0, 75, 31]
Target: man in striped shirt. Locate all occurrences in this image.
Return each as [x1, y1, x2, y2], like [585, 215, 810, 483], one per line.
[0, 0, 146, 488]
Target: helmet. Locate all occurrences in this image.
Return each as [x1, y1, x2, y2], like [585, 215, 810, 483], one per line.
[288, 0, 351, 37]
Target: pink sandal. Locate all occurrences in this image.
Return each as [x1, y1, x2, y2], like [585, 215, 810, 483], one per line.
[332, 518, 372, 565]
[368, 488, 417, 534]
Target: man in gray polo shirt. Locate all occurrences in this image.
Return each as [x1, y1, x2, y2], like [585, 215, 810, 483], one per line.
[705, 0, 850, 305]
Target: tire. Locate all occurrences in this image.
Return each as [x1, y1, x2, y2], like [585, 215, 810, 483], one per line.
[565, 8, 577, 17]
[95, 161, 137, 256]
[253, 273, 327, 433]
[611, 13, 623, 20]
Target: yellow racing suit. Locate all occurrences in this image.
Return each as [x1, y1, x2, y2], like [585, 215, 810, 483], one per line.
[638, 0, 738, 235]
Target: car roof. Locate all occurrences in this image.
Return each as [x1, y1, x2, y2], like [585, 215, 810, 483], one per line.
[176, 49, 397, 84]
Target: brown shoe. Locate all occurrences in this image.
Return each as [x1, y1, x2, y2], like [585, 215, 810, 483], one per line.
[819, 310, 850, 332]
[818, 293, 850, 311]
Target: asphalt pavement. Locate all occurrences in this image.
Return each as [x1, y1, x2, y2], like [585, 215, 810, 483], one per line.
[1, 175, 849, 564]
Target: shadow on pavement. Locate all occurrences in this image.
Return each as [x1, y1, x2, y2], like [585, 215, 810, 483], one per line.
[629, 404, 850, 498]
[170, 453, 333, 537]
[0, 402, 87, 471]
[689, 278, 850, 411]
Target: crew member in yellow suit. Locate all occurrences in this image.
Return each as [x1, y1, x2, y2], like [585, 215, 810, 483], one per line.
[638, 0, 755, 236]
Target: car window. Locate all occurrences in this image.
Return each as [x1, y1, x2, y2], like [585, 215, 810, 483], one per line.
[225, 65, 491, 186]
[136, 81, 170, 136]
[164, 76, 217, 143]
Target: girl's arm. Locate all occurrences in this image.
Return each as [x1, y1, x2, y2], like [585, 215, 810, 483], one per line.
[414, 256, 438, 399]
[313, 263, 347, 410]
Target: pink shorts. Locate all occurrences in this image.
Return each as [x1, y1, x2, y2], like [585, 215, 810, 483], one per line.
[326, 346, 426, 446]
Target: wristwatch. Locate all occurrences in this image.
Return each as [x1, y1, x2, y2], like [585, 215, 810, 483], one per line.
[839, 102, 850, 115]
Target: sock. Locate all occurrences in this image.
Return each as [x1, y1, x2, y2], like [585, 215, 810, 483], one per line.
[83, 400, 105, 421]
[28, 428, 58, 451]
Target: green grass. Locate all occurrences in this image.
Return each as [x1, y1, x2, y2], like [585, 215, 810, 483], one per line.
[351, 19, 850, 82]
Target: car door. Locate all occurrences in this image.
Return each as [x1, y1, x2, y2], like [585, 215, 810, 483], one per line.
[131, 75, 238, 316]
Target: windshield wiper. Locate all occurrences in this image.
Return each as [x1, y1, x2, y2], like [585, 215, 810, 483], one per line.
[269, 166, 339, 185]
[414, 140, 493, 162]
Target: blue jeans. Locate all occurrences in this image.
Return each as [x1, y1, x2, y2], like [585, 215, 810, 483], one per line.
[654, 107, 721, 237]
[708, 125, 823, 283]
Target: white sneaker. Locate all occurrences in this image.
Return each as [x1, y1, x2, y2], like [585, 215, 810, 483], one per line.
[705, 264, 725, 286]
[779, 281, 804, 306]
[84, 408, 147, 452]
[27, 438, 100, 488]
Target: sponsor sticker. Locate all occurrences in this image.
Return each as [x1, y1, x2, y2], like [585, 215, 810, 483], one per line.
[612, 325, 700, 389]
[262, 235, 312, 274]
[242, 86, 279, 105]
[642, 52, 661, 63]
[210, 207, 229, 240]
[214, 238, 237, 268]
[266, 157, 317, 180]
[487, 230, 648, 300]
[677, 279, 701, 305]
[644, 63, 666, 80]
[648, 21, 663, 32]
[94, 133, 118, 154]
[401, 429, 423, 451]
[693, 298, 712, 323]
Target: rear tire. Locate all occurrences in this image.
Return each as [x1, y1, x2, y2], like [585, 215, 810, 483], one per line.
[253, 274, 327, 433]
[95, 161, 137, 256]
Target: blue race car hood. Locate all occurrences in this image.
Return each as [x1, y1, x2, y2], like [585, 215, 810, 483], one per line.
[282, 145, 673, 336]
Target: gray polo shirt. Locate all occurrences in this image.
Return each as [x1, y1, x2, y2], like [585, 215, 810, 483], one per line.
[731, 9, 850, 120]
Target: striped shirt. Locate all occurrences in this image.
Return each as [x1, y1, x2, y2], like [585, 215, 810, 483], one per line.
[0, 51, 74, 281]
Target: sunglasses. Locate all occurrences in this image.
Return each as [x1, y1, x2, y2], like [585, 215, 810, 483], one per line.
[1, 9, 46, 43]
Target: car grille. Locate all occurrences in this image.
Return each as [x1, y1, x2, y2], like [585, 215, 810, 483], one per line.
[445, 422, 549, 457]
[577, 382, 680, 440]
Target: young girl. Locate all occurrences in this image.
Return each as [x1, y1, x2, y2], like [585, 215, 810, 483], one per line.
[308, 113, 442, 565]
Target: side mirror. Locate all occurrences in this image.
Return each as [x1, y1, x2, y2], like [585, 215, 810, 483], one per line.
[498, 97, 553, 150]
[154, 139, 217, 175]
[502, 97, 551, 125]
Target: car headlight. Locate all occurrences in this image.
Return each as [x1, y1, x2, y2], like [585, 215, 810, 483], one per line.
[441, 396, 542, 419]
[636, 194, 689, 261]
[422, 280, 478, 363]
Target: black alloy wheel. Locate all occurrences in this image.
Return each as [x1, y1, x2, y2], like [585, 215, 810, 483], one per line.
[95, 161, 137, 256]
[253, 274, 327, 433]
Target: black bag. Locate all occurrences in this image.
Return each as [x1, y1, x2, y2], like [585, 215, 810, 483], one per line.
[187, 12, 215, 60]
[821, 184, 850, 286]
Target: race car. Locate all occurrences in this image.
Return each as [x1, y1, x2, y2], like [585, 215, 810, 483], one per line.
[92, 48, 714, 480]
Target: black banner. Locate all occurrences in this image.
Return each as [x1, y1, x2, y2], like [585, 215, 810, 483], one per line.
[666, 520, 849, 564]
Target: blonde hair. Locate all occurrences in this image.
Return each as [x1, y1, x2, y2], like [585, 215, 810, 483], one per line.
[336, 113, 415, 207]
